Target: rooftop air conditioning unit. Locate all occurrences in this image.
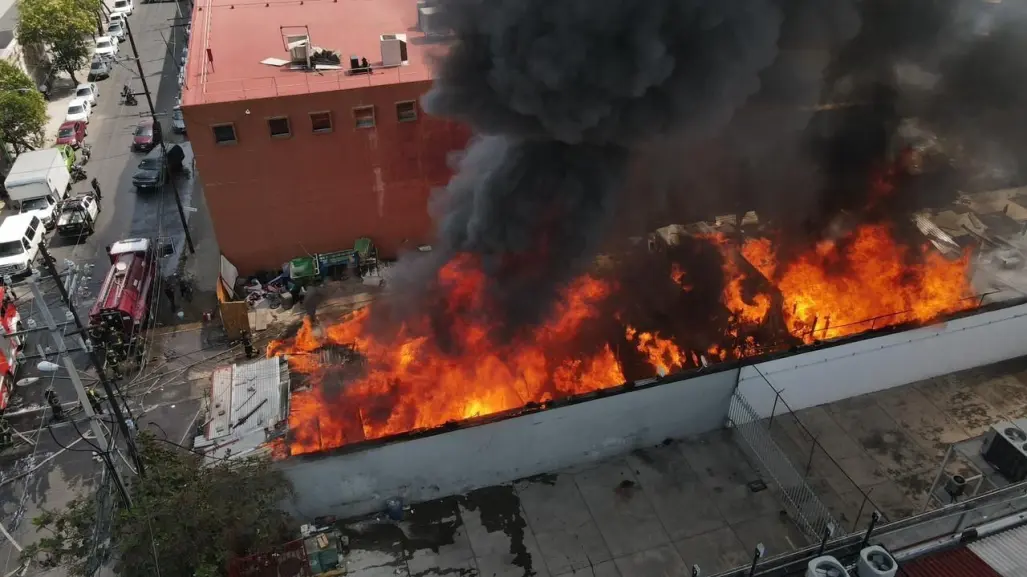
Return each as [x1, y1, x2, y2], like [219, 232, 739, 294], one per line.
[287, 34, 310, 67]
[807, 556, 850, 577]
[981, 421, 1027, 483]
[857, 546, 897, 577]
[380, 34, 408, 67]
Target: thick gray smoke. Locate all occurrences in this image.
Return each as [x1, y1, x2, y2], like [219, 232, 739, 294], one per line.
[413, 0, 870, 333]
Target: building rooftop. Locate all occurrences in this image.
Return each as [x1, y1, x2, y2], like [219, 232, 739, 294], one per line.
[317, 356, 1027, 577]
[193, 356, 290, 463]
[183, 0, 439, 106]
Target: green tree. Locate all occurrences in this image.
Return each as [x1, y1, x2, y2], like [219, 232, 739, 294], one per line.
[0, 60, 47, 151]
[17, 0, 95, 83]
[21, 433, 297, 577]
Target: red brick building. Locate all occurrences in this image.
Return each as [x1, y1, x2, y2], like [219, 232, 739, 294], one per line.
[181, 0, 469, 273]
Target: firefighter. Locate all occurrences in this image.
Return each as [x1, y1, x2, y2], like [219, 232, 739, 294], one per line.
[0, 418, 12, 449]
[86, 387, 104, 414]
[241, 330, 256, 359]
[44, 387, 64, 422]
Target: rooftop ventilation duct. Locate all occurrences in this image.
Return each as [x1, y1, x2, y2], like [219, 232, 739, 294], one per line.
[418, 5, 443, 36]
[286, 34, 311, 67]
[380, 34, 408, 67]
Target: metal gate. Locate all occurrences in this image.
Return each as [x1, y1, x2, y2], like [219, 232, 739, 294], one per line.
[728, 389, 839, 544]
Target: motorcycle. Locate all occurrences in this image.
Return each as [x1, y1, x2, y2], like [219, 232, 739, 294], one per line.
[80, 144, 92, 165]
[121, 86, 138, 106]
[70, 163, 87, 183]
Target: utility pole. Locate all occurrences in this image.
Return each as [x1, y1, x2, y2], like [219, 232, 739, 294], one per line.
[28, 278, 133, 508]
[38, 244, 145, 476]
[122, 14, 195, 254]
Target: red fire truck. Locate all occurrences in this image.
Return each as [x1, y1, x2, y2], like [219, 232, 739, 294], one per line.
[88, 238, 158, 363]
[0, 287, 22, 415]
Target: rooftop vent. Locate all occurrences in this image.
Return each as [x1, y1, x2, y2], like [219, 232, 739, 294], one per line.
[286, 34, 311, 67]
[380, 34, 408, 67]
[418, 5, 443, 36]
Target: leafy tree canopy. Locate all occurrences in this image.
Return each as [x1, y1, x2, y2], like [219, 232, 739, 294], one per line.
[22, 432, 297, 577]
[0, 61, 46, 151]
[17, 0, 96, 80]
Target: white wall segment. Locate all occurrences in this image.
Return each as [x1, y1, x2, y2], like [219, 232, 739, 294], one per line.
[737, 302, 1027, 418]
[278, 367, 739, 518]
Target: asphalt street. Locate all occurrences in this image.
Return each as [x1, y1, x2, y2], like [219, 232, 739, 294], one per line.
[0, 1, 209, 574]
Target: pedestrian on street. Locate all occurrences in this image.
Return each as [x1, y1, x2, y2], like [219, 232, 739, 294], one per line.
[44, 387, 64, 422]
[165, 283, 177, 311]
[90, 177, 102, 200]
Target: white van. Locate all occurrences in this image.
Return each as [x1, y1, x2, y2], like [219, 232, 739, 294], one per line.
[0, 214, 44, 278]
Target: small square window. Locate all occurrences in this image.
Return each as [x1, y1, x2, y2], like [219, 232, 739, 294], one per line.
[268, 116, 290, 138]
[310, 111, 332, 133]
[212, 123, 236, 144]
[396, 101, 417, 122]
[353, 106, 375, 129]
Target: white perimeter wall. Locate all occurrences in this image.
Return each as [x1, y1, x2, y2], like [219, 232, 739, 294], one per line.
[278, 367, 739, 518]
[737, 302, 1027, 418]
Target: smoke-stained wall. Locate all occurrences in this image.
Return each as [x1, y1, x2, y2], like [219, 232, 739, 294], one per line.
[278, 367, 739, 518]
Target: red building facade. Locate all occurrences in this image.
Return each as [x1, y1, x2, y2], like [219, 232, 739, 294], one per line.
[181, 0, 469, 273]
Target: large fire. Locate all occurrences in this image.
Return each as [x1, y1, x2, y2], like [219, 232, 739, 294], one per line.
[268, 222, 976, 456]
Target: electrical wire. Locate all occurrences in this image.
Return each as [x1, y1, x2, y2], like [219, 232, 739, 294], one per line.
[145, 422, 241, 464]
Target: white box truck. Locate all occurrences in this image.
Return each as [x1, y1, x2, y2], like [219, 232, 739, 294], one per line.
[3, 148, 71, 230]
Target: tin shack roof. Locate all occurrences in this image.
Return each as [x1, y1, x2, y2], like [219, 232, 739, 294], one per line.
[195, 356, 290, 463]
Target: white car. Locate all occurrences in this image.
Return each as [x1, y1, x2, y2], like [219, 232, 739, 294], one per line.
[179, 47, 188, 67]
[65, 98, 91, 123]
[94, 36, 118, 60]
[107, 20, 125, 41]
[108, 12, 125, 26]
[75, 83, 99, 107]
[112, 0, 133, 16]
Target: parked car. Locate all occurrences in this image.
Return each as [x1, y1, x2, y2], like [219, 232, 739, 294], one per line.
[112, 0, 133, 16]
[65, 98, 91, 123]
[93, 36, 118, 60]
[180, 47, 188, 67]
[88, 58, 110, 81]
[75, 82, 99, 107]
[55, 121, 87, 148]
[54, 145, 76, 169]
[107, 20, 125, 41]
[171, 106, 186, 134]
[132, 118, 162, 152]
[132, 147, 166, 190]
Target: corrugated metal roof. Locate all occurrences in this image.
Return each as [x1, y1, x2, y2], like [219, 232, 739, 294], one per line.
[197, 357, 290, 463]
[970, 524, 1027, 577]
[901, 547, 1003, 577]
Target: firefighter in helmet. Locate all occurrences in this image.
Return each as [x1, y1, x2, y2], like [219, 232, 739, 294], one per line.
[44, 386, 64, 422]
[0, 418, 12, 449]
[86, 387, 104, 414]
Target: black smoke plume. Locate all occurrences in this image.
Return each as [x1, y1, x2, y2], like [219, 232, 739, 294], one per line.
[410, 0, 871, 336]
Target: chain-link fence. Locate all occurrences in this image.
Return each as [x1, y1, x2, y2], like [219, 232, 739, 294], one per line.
[729, 388, 838, 544]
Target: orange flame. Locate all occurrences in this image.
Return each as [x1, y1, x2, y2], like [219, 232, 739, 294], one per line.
[269, 222, 976, 456]
[770, 224, 973, 342]
[269, 256, 627, 454]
